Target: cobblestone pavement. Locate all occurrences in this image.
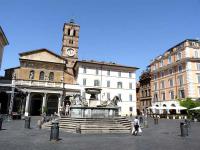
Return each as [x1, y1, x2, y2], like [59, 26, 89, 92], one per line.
[0, 117, 200, 150]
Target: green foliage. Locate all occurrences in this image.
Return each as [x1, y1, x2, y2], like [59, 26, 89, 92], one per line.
[179, 98, 200, 109]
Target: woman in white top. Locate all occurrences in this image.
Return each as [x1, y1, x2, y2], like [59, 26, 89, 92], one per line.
[132, 116, 140, 136]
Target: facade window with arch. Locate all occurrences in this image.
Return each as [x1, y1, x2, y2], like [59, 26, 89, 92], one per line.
[118, 93, 122, 100]
[69, 39, 73, 44]
[107, 93, 110, 100]
[169, 78, 173, 87]
[29, 70, 34, 80]
[195, 50, 199, 58]
[169, 68, 173, 75]
[73, 30, 76, 36]
[117, 82, 123, 89]
[179, 89, 185, 98]
[39, 71, 45, 80]
[68, 29, 70, 36]
[129, 83, 133, 89]
[160, 59, 163, 67]
[178, 75, 183, 86]
[161, 92, 165, 101]
[129, 72, 132, 78]
[49, 72, 54, 81]
[129, 94, 132, 101]
[94, 80, 100, 86]
[177, 52, 182, 60]
[153, 93, 158, 102]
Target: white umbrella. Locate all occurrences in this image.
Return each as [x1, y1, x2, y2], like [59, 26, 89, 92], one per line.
[189, 106, 200, 110]
[166, 106, 187, 110]
[147, 106, 158, 109]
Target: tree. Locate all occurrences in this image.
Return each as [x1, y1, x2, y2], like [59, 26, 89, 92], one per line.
[179, 98, 200, 109]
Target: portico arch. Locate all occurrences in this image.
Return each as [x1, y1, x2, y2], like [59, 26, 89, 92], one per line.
[47, 95, 58, 115]
[30, 94, 43, 116]
[0, 91, 9, 114]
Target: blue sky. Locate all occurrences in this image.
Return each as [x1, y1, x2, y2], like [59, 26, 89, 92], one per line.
[1, 0, 200, 80]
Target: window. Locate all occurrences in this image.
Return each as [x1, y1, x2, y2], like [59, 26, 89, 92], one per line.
[118, 94, 122, 101]
[197, 74, 200, 84]
[161, 92, 165, 101]
[129, 94, 132, 101]
[178, 65, 183, 72]
[129, 72, 132, 78]
[195, 51, 199, 58]
[69, 39, 73, 44]
[177, 52, 182, 60]
[118, 71, 121, 77]
[178, 75, 183, 86]
[169, 69, 173, 75]
[179, 89, 185, 98]
[168, 55, 172, 64]
[169, 79, 173, 87]
[68, 29, 70, 36]
[129, 83, 132, 89]
[83, 67, 87, 73]
[107, 93, 110, 100]
[129, 107, 133, 112]
[107, 70, 110, 76]
[154, 74, 157, 80]
[73, 30, 76, 36]
[117, 82, 123, 88]
[39, 71, 45, 80]
[49, 72, 54, 81]
[96, 69, 99, 75]
[107, 81, 110, 87]
[29, 70, 34, 80]
[153, 93, 158, 102]
[196, 63, 200, 70]
[169, 91, 174, 99]
[198, 87, 200, 96]
[161, 80, 165, 89]
[94, 80, 100, 86]
[161, 71, 164, 77]
[83, 78, 87, 86]
[154, 82, 157, 90]
[160, 60, 163, 67]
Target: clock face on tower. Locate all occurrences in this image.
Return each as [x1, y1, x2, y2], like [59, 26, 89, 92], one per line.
[67, 48, 75, 57]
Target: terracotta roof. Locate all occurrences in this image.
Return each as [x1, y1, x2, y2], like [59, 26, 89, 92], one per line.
[19, 48, 65, 60]
[75, 60, 139, 70]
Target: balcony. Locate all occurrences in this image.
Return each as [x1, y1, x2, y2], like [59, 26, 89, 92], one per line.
[14, 79, 64, 88]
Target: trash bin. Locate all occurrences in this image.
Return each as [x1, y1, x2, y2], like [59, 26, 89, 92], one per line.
[0, 117, 3, 130]
[50, 122, 59, 141]
[24, 116, 31, 129]
[180, 122, 188, 137]
[154, 118, 158, 125]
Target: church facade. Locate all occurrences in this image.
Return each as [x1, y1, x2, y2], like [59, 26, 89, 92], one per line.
[0, 20, 138, 116]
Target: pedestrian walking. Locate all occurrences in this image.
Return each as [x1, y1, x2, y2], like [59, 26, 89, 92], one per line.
[132, 116, 140, 136]
[65, 104, 70, 116]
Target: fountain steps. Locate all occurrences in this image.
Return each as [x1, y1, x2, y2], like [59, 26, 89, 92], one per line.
[43, 116, 131, 134]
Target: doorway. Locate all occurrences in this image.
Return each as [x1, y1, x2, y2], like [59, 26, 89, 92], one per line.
[30, 94, 42, 116]
[0, 92, 9, 114]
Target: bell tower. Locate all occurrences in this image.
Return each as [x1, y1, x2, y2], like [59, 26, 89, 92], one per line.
[61, 19, 80, 67]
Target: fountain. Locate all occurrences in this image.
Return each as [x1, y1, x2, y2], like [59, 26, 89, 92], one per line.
[69, 88, 120, 118]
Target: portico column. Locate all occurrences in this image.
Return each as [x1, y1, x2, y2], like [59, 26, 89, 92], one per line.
[42, 93, 47, 113]
[58, 94, 63, 116]
[8, 87, 15, 115]
[25, 92, 31, 116]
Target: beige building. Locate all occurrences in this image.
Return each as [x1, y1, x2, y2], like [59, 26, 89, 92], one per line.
[150, 39, 200, 114]
[0, 26, 9, 69]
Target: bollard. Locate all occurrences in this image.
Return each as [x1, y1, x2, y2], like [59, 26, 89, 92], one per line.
[76, 124, 81, 134]
[180, 122, 188, 137]
[50, 122, 59, 141]
[24, 116, 31, 129]
[0, 117, 3, 130]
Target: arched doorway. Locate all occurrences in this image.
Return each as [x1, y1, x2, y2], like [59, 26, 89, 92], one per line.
[30, 94, 42, 116]
[169, 104, 176, 114]
[0, 92, 9, 114]
[163, 104, 167, 114]
[47, 95, 58, 115]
